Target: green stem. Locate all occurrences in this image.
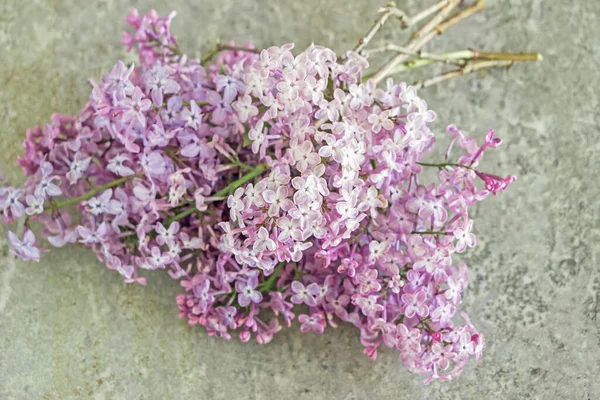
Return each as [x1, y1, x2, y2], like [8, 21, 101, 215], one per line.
[422, 320, 435, 332]
[166, 207, 197, 224]
[230, 160, 253, 171]
[49, 175, 136, 210]
[411, 230, 450, 235]
[363, 50, 473, 81]
[258, 262, 285, 293]
[201, 43, 261, 65]
[184, 100, 210, 107]
[217, 44, 261, 54]
[416, 161, 473, 170]
[166, 163, 268, 225]
[363, 49, 541, 81]
[215, 163, 268, 196]
[201, 45, 221, 65]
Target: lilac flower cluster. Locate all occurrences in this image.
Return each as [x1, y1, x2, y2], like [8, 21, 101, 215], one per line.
[0, 9, 515, 383]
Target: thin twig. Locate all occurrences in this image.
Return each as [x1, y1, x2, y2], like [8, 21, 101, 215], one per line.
[217, 44, 261, 54]
[366, 44, 468, 66]
[431, 0, 487, 35]
[405, 0, 450, 27]
[48, 175, 138, 210]
[471, 50, 542, 61]
[411, 230, 451, 235]
[352, 1, 454, 57]
[412, 60, 513, 89]
[201, 42, 261, 65]
[363, 49, 541, 80]
[371, 0, 486, 84]
[380, 5, 411, 28]
[354, 2, 406, 54]
[412, 0, 460, 39]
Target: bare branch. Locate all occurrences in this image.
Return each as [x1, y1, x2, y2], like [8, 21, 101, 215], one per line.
[432, 0, 487, 35]
[371, 0, 486, 84]
[412, 60, 513, 89]
[354, 2, 408, 54]
[379, 5, 411, 28]
[365, 44, 468, 66]
[405, 0, 451, 27]
[471, 50, 542, 61]
[412, 0, 460, 39]
[363, 48, 540, 81]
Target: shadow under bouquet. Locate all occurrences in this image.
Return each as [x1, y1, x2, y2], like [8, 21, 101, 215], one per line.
[1, 1, 539, 383]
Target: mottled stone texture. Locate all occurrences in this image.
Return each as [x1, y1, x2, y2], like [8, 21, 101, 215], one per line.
[0, 0, 598, 399]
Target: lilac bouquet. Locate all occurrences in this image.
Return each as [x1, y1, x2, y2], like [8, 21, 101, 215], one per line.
[1, 2, 539, 383]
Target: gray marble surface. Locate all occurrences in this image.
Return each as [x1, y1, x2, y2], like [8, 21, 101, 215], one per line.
[1, 0, 599, 399]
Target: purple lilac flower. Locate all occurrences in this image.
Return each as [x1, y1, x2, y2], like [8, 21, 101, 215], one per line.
[402, 290, 429, 318]
[77, 222, 109, 244]
[181, 100, 203, 131]
[104, 60, 134, 97]
[145, 66, 180, 106]
[298, 313, 325, 334]
[0, 9, 519, 383]
[36, 161, 62, 198]
[121, 87, 152, 127]
[290, 281, 319, 306]
[8, 230, 40, 261]
[66, 152, 91, 184]
[25, 195, 45, 215]
[0, 187, 25, 218]
[108, 154, 136, 176]
[235, 277, 263, 307]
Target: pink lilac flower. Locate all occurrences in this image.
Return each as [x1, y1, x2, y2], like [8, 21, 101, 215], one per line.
[192, 278, 214, 313]
[355, 295, 384, 316]
[217, 306, 238, 330]
[290, 281, 319, 306]
[355, 269, 381, 294]
[236, 277, 263, 307]
[453, 220, 476, 253]
[147, 246, 171, 269]
[0, 9, 518, 383]
[402, 290, 429, 318]
[156, 221, 179, 246]
[232, 95, 259, 123]
[432, 343, 457, 370]
[262, 187, 293, 217]
[252, 227, 276, 252]
[298, 313, 325, 334]
[455, 331, 475, 359]
[431, 302, 456, 327]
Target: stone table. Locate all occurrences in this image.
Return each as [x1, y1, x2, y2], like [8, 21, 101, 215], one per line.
[0, 0, 598, 399]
